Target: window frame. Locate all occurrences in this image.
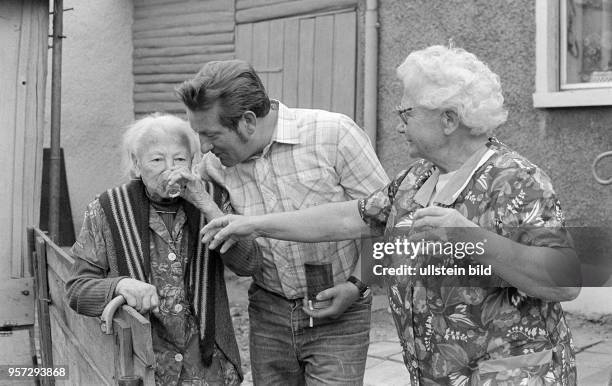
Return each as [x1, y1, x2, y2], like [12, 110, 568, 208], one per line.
[534, 0, 612, 107]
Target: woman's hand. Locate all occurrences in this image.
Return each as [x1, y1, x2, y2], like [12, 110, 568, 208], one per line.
[410, 206, 478, 242]
[166, 167, 222, 218]
[413, 206, 476, 228]
[114, 278, 159, 314]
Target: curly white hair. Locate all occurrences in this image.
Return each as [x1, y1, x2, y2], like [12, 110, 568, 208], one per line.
[396, 45, 508, 134]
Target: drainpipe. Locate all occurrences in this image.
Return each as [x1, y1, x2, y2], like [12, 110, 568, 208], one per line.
[364, 0, 379, 150]
[49, 0, 64, 242]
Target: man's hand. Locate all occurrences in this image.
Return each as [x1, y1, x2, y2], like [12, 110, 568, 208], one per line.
[201, 214, 260, 253]
[302, 282, 360, 319]
[114, 278, 159, 314]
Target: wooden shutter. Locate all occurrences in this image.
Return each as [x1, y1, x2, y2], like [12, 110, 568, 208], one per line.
[235, 0, 358, 118]
[0, 0, 48, 280]
[0, 0, 48, 364]
[132, 0, 237, 118]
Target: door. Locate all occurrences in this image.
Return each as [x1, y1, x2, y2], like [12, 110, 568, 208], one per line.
[235, 6, 358, 119]
[0, 0, 48, 365]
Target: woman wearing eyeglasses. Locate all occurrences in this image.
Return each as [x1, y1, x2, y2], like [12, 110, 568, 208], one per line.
[202, 45, 581, 385]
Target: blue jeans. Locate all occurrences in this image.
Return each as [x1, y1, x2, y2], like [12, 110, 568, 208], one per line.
[248, 282, 371, 386]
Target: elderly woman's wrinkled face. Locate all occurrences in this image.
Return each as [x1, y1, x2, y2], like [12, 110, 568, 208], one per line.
[397, 94, 445, 160]
[134, 132, 191, 199]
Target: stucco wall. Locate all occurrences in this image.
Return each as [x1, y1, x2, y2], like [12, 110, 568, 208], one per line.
[45, 0, 134, 234]
[377, 0, 612, 313]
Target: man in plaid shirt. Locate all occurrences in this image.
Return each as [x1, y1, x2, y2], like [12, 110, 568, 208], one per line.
[177, 60, 389, 385]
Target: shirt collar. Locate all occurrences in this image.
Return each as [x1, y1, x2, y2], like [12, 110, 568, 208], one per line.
[273, 100, 300, 144]
[148, 204, 186, 244]
[413, 168, 440, 207]
[259, 100, 300, 157]
[413, 144, 495, 207]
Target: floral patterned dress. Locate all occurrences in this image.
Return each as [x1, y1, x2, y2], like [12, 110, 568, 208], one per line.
[359, 138, 577, 385]
[148, 207, 240, 386]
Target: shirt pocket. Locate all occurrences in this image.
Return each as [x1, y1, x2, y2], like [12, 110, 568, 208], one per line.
[476, 349, 555, 384]
[279, 168, 337, 209]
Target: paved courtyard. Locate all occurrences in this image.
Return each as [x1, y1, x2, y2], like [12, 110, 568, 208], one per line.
[228, 276, 612, 385]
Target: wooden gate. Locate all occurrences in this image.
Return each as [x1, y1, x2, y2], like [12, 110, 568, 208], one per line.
[30, 228, 155, 385]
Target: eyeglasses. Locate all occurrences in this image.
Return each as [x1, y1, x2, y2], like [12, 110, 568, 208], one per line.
[395, 105, 414, 125]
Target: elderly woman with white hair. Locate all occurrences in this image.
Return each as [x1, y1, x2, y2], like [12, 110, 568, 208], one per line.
[66, 113, 260, 385]
[202, 46, 581, 385]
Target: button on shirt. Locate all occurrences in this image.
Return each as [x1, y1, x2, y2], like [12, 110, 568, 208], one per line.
[148, 206, 206, 386]
[202, 101, 389, 299]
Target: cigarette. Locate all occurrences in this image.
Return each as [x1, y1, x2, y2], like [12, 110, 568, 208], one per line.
[308, 299, 314, 327]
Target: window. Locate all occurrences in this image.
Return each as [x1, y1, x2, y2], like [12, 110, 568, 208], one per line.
[534, 0, 612, 107]
[561, 0, 612, 89]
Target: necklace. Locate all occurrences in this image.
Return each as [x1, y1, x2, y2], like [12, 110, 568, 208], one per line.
[167, 226, 183, 257]
[155, 209, 178, 214]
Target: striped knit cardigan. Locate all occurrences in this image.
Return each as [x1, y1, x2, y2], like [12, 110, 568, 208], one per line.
[98, 178, 233, 370]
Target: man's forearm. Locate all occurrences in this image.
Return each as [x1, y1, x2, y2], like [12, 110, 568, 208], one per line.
[351, 255, 363, 280]
[254, 200, 371, 242]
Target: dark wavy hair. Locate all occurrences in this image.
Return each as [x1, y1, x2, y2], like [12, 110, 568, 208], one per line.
[176, 60, 271, 131]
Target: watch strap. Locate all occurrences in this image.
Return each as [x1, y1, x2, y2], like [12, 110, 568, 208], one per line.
[347, 275, 370, 298]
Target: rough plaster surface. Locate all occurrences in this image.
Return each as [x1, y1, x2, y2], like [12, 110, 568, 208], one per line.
[45, 0, 134, 234]
[378, 1, 612, 312]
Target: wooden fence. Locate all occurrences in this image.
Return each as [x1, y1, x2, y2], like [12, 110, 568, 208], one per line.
[29, 228, 155, 385]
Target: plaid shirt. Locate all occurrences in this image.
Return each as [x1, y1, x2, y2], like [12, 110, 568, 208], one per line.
[203, 101, 389, 299]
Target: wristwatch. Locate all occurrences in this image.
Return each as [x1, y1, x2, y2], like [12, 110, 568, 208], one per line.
[347, 276, 371, 299]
